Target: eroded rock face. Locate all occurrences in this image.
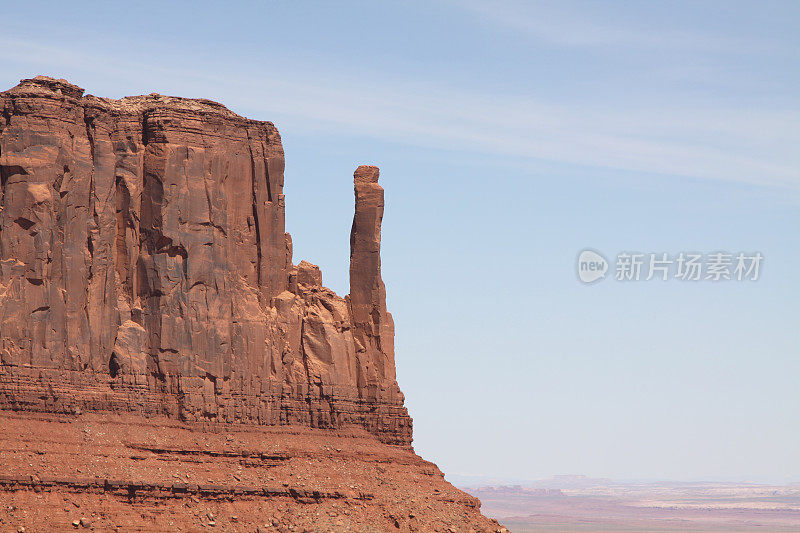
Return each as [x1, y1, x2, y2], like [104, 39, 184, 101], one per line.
[0, 76, 411, 444]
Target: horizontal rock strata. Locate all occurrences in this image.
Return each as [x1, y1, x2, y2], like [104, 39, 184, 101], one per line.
[0, 413, 502, 531]
[0, 76, 410, 444]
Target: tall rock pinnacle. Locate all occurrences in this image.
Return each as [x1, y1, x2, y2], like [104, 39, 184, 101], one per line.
[349, 166, 397, 402]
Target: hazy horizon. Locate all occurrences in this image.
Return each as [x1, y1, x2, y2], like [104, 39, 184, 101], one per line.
[1, 0, 797, 484]
[448, 472, 800, 488]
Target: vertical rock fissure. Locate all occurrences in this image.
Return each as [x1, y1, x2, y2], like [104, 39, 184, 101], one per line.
[298, 315, 313, 407]
[141, 141, 166, 382]
[246, 132, 262, 290]
[262, 148, 273, 203]
[115, 176, 133, 306]
[83, 111, 98, 367]
[84, 113, 98, 273]
[141, 113, 150, 147]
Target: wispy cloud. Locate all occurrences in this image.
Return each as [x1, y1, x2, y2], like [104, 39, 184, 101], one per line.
[448, 0, 776, 53]
[1, 34, 797, 192]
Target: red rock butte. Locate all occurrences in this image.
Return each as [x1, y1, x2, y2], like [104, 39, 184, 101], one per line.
[0, 75, 409, 442]
[0, 76, 502, 532]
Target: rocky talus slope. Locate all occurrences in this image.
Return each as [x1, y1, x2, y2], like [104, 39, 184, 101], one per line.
[0, 76, 504, 532]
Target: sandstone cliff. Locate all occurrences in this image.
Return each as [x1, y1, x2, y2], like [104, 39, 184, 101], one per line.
[0, 76, 410, 444]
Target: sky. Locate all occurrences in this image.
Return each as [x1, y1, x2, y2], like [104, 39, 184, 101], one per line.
[1, 1, 798, 484]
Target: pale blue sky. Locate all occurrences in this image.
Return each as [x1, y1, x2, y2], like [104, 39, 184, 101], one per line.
[2, 1, 798, 484]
